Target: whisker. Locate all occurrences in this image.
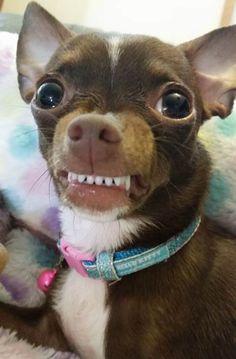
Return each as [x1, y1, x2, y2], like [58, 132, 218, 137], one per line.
[27, 168, 50, 195]
[154, 135, 192, 151]
[168, 181, 184, 196]
[12, 129, 39, 137]
[72, 207, 77, 239]
[155, 138, 190, 159]
[150, 123, 163, 130]
[48, 175, 54, 204]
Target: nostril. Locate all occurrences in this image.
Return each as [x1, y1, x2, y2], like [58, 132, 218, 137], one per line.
[68, 124, 83, 141]
[99, 127, 121, 143]
[67, 118, 122, 144]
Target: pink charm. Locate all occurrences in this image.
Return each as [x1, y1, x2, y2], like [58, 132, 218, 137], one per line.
[37, 268, 58, 292]
[60, 239, 95, 277]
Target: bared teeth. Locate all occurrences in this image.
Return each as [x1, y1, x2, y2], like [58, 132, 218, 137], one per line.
[125, 176, 131, 191]
[105, 177, 113, 186]
[95, 176, 103, 185]
[68, 172, 78, 182]
[78, 175, 86, 183]
[114, 177, 121, 186]
[67, 173, 131, 191]
[87, 176, 94, 185]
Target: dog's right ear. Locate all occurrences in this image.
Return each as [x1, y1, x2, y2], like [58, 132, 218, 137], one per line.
[179, 26, 236, 119]
[17, 2, 73, 102]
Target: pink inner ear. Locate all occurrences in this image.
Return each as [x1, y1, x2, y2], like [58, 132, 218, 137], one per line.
[195, 69, 236, 118]
[194, 72, 231, 118]
[181, 26, 236, 118]
[18, 75, 34, 103]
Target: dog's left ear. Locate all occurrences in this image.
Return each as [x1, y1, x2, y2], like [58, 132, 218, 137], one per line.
[179, 25, 236, 119]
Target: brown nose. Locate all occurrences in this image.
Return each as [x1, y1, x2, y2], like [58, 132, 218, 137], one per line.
[67, 114, 122, 163]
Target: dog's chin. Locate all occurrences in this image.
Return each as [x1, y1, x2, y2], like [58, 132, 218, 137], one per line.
[55, 170, 149, 218]
[61, 204, 130, 223]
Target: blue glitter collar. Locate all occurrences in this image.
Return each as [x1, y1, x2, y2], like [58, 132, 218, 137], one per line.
[58, 217, 201, 282]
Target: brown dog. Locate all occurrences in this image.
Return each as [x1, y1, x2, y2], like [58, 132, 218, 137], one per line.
[1, 2, 236, 358]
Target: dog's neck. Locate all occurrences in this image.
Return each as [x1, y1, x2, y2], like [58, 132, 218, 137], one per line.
[58, 214, 201, 281]
[59, 205, 153, 255]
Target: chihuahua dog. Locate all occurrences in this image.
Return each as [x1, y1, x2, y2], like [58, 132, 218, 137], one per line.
[1, 2, 236, 358]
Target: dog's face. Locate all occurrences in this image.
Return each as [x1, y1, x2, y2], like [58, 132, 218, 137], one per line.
[17, 3, 236, 222]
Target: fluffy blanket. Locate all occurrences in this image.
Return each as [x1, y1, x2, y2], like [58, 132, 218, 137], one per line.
[0, 328, 78, 359]
[0, 31, 77, 358]
[0, 31, 235, 357]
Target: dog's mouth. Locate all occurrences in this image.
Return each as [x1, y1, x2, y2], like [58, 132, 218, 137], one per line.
[57, 170, 149, 211]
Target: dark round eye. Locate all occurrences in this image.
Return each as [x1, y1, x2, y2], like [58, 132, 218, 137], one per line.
[36, 82, 64, 109]
[156, 91, 191, 119]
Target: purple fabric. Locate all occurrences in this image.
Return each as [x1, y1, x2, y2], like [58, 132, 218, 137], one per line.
[41, 206, 61, 236]
[0, 273, 29, 303]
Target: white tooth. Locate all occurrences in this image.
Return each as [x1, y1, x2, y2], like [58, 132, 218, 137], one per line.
[74, 174, 79, 182]
[68, 172, 72, 182]
[119, 176, 126, 185]
[114, 177, 121, 186]
[83, 176, 88, 183]
[125, 176, 131, 191]
[87, 176, 95, 185]
[78, 175, 86, 183]
[95, 176, 103, 185]
[68, 172, 78, 182]
[105, 177, 113, 186]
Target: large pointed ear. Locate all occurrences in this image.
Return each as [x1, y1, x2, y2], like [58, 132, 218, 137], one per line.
[17, 2, 73, 102]
[179, 26, 236, 119]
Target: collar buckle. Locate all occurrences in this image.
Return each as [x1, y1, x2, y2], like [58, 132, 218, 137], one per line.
[96, 251, 121, 281]
[59, 239, 95, 277]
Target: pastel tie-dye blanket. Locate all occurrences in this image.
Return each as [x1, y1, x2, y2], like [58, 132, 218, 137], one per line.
[0, 32, 60, 309]
[0, 32, 78, 358]
[0, 32, 60, 241]
[0, 31, 235, 357]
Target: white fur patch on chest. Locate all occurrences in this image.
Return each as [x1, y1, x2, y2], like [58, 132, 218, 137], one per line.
[60, 205, 151, 254]
[57, 206, 152, 357]
[54, 270, 109, 359]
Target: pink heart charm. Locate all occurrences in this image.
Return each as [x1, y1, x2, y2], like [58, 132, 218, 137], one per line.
[37, 268, 58, 292]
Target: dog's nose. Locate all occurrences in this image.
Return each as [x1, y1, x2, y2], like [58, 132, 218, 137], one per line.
[68, 117, 121, 144]
[67, 114, 122, 162]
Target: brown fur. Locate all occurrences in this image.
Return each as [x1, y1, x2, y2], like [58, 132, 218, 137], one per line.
[1, 2, 236, 358]
[106, 220, 236, 359]
[0, 301, 69, 351]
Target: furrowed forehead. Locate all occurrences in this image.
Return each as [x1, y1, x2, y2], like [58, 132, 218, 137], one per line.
[107, 35, 193, 87]
[46, 33, 193, 95]
[46, 34, 111, 88]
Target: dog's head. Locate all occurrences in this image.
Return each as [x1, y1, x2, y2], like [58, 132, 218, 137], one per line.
[17, 3, 236, 229]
